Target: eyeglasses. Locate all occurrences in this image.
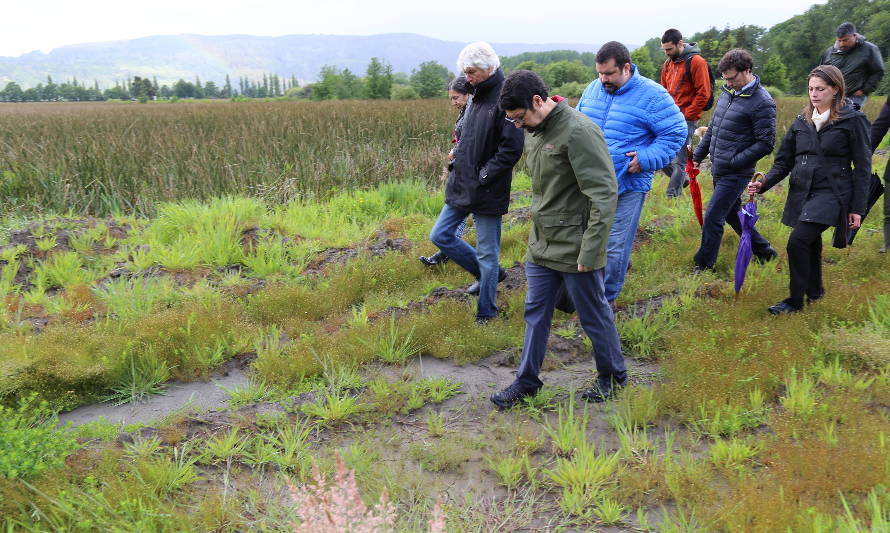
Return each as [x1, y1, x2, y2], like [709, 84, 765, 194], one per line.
[504, 110, 527, 125]
[722, 70, 749, 83]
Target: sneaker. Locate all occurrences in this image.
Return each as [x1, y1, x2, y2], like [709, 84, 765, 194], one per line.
[475, 315, 495, 325]
[581, 375, 627, 403]
[490, 382, 540, 409]
[467, 267, 507, 295]
[754, 246, 778, 264]
[768, 300, 802, 315]
[419, 251, 449, 266]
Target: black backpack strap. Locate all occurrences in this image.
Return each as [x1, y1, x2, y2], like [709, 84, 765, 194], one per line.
[670, 55, 695, 98]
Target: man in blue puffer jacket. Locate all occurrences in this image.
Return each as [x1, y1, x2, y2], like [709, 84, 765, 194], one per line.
[577, 41, 687, 303]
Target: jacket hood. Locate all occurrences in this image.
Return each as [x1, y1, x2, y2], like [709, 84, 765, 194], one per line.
[833, 34, 867, 54]
[836, 102, 863, 121]
[473, 68, 504, 97]
[675, 42, 702, 61]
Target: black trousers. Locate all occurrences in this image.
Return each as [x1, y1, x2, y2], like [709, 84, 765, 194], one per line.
[786, 221, 829, 308]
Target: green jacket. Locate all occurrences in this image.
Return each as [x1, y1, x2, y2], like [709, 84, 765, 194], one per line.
[821, 36, 885, 95]
[524, 100, 617, 272]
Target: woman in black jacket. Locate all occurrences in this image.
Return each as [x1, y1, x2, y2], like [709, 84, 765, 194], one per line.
[420, 76, 473, 266]
[748, 65, 871, 315]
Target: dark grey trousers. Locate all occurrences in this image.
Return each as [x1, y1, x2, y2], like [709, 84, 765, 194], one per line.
[515, 262, 626, 389]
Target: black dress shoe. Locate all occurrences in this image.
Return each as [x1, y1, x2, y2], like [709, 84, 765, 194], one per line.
[467, 267, 507, 295]
[754, 246, 778, 264]
[768, 300, 802, 315]
[490, 382, 540, 409]
[419, 251, 449, 266]
[581, 375, 627, 403]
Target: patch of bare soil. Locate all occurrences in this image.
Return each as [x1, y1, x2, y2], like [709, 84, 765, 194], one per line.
[634, 214, 676, 251]
[302, 232, 413, 277]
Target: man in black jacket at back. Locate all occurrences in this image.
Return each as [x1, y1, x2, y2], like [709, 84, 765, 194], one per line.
[822, 22, 885, 111]
[429, 41, 524, 322]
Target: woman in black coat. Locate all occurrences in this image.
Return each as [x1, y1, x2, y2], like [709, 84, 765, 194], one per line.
[420, 76, 473, 266]
[748, 65, 871, 315]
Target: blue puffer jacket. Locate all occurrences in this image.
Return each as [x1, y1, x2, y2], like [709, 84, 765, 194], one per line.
[693, 75, 776, 177]
[577, 66, 687, 195]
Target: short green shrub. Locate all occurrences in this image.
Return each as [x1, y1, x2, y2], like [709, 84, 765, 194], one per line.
[0, 394, 80, 479]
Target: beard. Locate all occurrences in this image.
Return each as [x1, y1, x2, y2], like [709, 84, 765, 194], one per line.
[603, 83, 618, 93]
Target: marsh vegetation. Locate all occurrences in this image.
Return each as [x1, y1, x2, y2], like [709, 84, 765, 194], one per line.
[0, 98, 888, 531]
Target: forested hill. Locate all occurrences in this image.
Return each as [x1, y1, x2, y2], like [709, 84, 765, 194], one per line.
[0, 33, 602, 87]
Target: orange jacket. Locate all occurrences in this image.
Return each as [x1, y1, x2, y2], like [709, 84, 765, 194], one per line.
[660, 47, 711, 121]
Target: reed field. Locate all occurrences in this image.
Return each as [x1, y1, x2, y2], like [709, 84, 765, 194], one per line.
[0, 97, 889, 532]
[1, 98, 882, 218]
[0, 100, 454, 216]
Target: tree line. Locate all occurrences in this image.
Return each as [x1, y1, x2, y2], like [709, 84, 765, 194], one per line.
[0, 57, 455, 103]
[2, 0, 886, 103]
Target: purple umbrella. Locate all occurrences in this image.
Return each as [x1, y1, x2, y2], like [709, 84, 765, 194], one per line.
[735, 173, 764, 294]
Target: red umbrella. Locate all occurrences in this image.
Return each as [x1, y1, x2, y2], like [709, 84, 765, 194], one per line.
[684, 145, 703, 226]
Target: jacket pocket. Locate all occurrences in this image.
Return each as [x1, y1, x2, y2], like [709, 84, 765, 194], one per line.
[536, 213, 584, 263]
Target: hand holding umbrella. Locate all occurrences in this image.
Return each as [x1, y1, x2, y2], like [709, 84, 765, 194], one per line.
[684, 145, 703, 226]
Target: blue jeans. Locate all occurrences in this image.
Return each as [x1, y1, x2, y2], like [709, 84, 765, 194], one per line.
[516, 263, 625, 389]
[693, 174, 772, 269]
[665, 120, 697, 198]
[604, 191, 647, 302]
[430, 203, 502, 319]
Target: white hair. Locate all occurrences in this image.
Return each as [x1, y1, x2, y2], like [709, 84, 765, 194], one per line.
[456, 41, 500, 73]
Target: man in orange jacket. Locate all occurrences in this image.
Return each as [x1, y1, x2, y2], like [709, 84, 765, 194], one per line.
[660, 28, 713, 198]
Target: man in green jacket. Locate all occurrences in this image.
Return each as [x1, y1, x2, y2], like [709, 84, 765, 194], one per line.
[821, 22, 885, 110]
[490, 70, 627, 408]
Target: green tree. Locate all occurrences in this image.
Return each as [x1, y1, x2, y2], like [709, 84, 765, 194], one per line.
[391, 84, 420, 100]
[761, 54, 789, 92]
[631, 47, 657, 80]
[222, 74, 233, 98]
[173, 79, 195, 98]
[365, 57, 393, 100]
[336, 68, 363, 99]
[541, 60, 593, 88]
[410, 61, 450, 98]
[131, 76, 156, 102]
[43, 76, 58, 102]
[203, 81, 220, 99]
[643, 37, 667, 80]
[1, 82, 25, 102]
[513, 60, 541, 72]
[312, 65, 342, 100]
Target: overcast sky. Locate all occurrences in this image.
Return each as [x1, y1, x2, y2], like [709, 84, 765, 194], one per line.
[3, 0, 825, 58]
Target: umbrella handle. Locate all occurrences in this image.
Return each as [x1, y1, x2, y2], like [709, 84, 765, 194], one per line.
[748, 172, 765, 203]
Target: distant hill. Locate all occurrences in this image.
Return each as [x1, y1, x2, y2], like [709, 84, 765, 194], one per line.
[0, 33, 604, 88]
